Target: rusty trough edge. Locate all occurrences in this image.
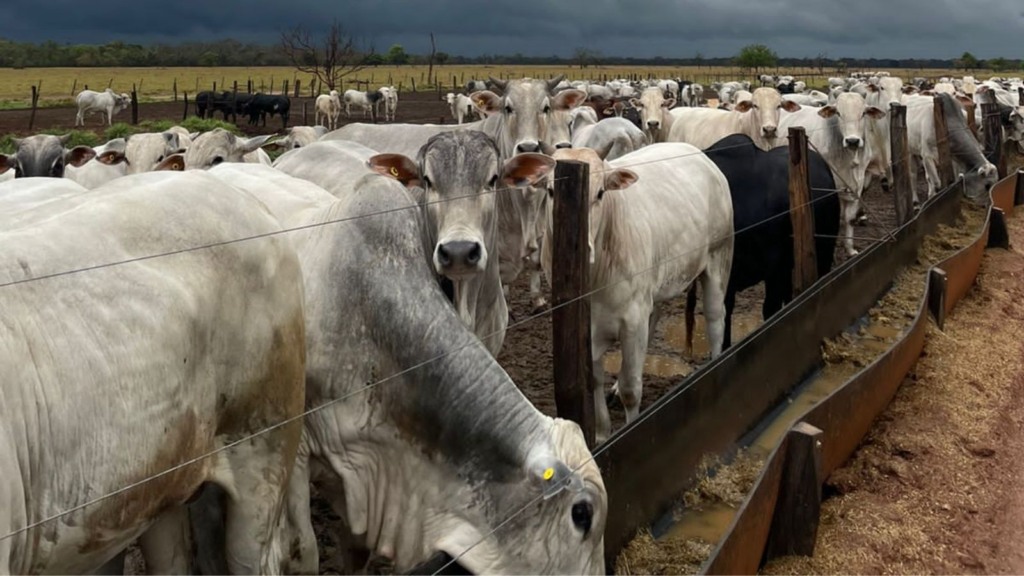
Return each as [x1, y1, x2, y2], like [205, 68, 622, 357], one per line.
[697, 171, 1018, 575]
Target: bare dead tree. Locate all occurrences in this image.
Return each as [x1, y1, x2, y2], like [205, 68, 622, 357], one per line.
[427, 32, 438, 86]
[280, 19, 372, 92]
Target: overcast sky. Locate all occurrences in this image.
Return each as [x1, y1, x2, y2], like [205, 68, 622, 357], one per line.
[3, 0, 1023, 59]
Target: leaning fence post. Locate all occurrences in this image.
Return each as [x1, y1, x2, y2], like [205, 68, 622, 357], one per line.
[787, 127, 817, 296]
[28, 85, 39, 130]
[981, 102, 1003, 177]
[182, 92, 189, 121]
[890, 103, 913, 225]
[130, 84, 139, 125]
[551, 159, 596, 448]
[932, 96, 954, 189]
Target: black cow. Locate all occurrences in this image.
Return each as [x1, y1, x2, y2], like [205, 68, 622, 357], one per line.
[195, 91, 252, 122]
[777, 80, 797, 94]
[693, 134, 840, 349]
[244, 94, 291, 128]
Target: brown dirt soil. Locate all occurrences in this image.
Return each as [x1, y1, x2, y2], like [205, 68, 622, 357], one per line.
[762, 206, 1024, 575]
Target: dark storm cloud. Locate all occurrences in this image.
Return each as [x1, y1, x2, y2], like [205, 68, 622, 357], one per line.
[2, 0, 1023, 58]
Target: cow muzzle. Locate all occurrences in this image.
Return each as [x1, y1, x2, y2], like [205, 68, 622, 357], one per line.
[436, 240, 485, 276]
[646, 120, 660, 130]
[761, 125, 778, 138]
[844, 137, 863, 149]
[516, 141, 541, 153]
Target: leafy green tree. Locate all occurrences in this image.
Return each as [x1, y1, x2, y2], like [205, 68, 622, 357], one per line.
[386, 44, 409, 65]
[735, 44, 777, 75]
[958, 51, 980, 71]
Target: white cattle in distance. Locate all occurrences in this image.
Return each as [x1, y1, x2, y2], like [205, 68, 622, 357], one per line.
[445, 92, 476, 124]
[679, 83, 704, 107]
[0, 171, 306, 574]
[378, 85, 399, 121]
[668, 87, 800, 151]
[542, 143, 733, 442]
[75, 88, 131, 126]
[315, 90, 342, 130]
[342, 89, 379, 118]
[779, 92, 887, 256]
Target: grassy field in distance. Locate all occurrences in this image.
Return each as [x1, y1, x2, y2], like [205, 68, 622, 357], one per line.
[0, 64, 1000, 109]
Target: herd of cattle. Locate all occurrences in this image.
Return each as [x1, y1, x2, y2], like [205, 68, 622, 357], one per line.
[1, 70, 1022, 574]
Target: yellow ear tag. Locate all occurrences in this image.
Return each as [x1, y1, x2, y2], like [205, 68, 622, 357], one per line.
[390, 166, 399, 177]
[543, 467, 555, 481]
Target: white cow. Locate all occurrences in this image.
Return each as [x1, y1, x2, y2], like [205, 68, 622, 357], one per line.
[63, 137, 129, 188]
[74, 88, 130, 126]
[668, 87, 801, 151]
[571, 115, 647, 161]
[0, 134, 101, 178]
[161, 128, 276, 170]
[315, 90, 342, 130]
[378, 85, 399, 121]
[720, 89, 753, 111]
[445, 92, 476, 124]
[630, 87, 678, 142]
[268, 125, 329, 152]
[0, 171, 306, 574]
[343, 89, 377, 118]
[542, 144, 733, 442]
[863, 77, 905, 190]
[680, 83, 704, 107]
[904, 93, 998, 204]
[779, 92, 886, 256]
[782, 90, 828, 107]
[657, 79, 680, 100]
[221, 168, 607, 574]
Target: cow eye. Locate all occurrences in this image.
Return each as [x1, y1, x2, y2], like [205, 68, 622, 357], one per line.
[422, 175, 432, 188]
[543, 104, 551, 114]
[597, 189, 606, 200]
[488, 175, 499, 188]
[157, 155, 164, 162]
[51, 159, 64, 177]
[571, 501, 593, 537]
[505, 105, 514, 114]
[211, 156, 224, 166]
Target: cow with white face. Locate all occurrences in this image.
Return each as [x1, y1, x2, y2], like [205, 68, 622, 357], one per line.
[669, 87, 800, 151]
[445, 92, 476, 124]
[780, 92, 887, 256]
[863, 77, 904, 190]
[630, 87, 677, 142]
[168, 128, 276, 170]
[542, 143, 733, 441]
[471, 76, 586, 153]
[368, 131, 555, 356]
[74, 88, 131, 126]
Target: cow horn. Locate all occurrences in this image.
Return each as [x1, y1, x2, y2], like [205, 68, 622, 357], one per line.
[594, 139, 615, 161]
[488, 77, 507, 92]
[546, 74, 567, 93]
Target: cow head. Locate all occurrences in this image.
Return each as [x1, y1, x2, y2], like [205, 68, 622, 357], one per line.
[732, 87, 801, 145]
[181, 128, 275, 170]
[0, 134, 98, 178]
[547, 146, 638, 265]
[369, 132, 554, 284]
[629, 87, 675, 139]
[1005, 107, 1024, 154]
[817, 92, 886, 153]
[124, 131, 185, 174]
[470, 76, 582, 156]
[963, 162, 999, 201]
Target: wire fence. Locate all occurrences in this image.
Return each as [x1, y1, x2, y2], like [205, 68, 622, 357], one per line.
[0, 91, 1000, 573]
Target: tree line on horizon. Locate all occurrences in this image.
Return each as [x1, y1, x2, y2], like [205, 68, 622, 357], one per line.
[0, 36, 1020, 74]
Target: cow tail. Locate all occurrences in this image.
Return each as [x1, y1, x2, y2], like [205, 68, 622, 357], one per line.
[685, 284, 697, 357]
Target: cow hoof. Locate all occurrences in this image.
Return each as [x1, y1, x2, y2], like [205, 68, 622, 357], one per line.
[913, 202, 921, 213]
[531, 300, 550, 315]
[605, 391, 622, 410]
[847, 249, 860, 257]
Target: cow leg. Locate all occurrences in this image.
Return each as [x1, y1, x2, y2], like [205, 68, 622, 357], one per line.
[616, 305, 651, 425]
[722, 286, 736, 351]
[700, 252, 729, 359]
[138, 506, 191, 575]
[279, 449, 319, 575]
[591, 330, 615, 443]
[909, 156, 922, 207]
[529, 270, 548, 313]
[218, 427, 299, 574]
[923, 154, 940, 201]
[839, 194, 859, 257]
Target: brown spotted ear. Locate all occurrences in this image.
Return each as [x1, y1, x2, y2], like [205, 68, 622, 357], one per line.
[733, 100, 754, 113]
[469, 90, 502, 116]
[956, 95, 974, 108]
[662, 97, 676, 108]
[604, 168, 638, 192]
[65, 146, 97, 167]
[902, 86, 918, 94]
[96, 150, 128, 165]
[781, 99, 802, 113]
[865, 106, 886, 120]
[0, 154, 14, 175]
[552, 89, 587, 111]
[368, 153, 420, 188]
[500, 153, 556, 188]
[817, 105, 838, 119]
[155, 153, 186, 171]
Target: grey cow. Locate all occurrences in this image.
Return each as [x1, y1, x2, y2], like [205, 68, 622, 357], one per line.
[0, 134, 114, 179]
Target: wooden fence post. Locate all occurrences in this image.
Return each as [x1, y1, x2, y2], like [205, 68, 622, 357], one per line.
[302, 101, 308, 125]
[28, 85, 38, 131]
[231, 83, 239, 124]
[551, 159, 596, 448]
[764, 422, 824, 560]
[182, 92, 189, 121]
[928, 267, 948, 330]
[411, 77, 416, 92]
[964, 103, 979, 142]
[788, 127, 818, 295]
[981, 102, 1003, 178]
[130, 84, 139, 125]
[71, 79, 77, 96]
[1015, 170, 1024, 206]
[294, 80, 300, 98]
[932, 96, 954, 189]
[890, 103, 913, 224]
[173, 78, 177, 102]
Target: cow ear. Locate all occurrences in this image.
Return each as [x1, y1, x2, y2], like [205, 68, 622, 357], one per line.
[552, 89, 587, 111]
[96, 150, 128, 166]
[240, 135, 276, 155]
[867, 84, 879, 93]
[629, 98, 641, 108]
[956, 95, 974, 108]
[155, 153, 186, 171]
[602, 107, 615, 116]
[189, 132, 201, 141]
[662, 97, 676, 108]
[817, 106, 838, 119]
[0, 154, 13, 175]
[65, 145, 97, 167]
[781, 99, 802, 113]
[56, 133, 72, 146]
[368, 153, 420, 188]
[501, 153, 556, 188]
[733, 100, 754, 113]
[470, 91, 502, 116]
[604, 168, 638, 192]
[865, 106, 886, 119]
